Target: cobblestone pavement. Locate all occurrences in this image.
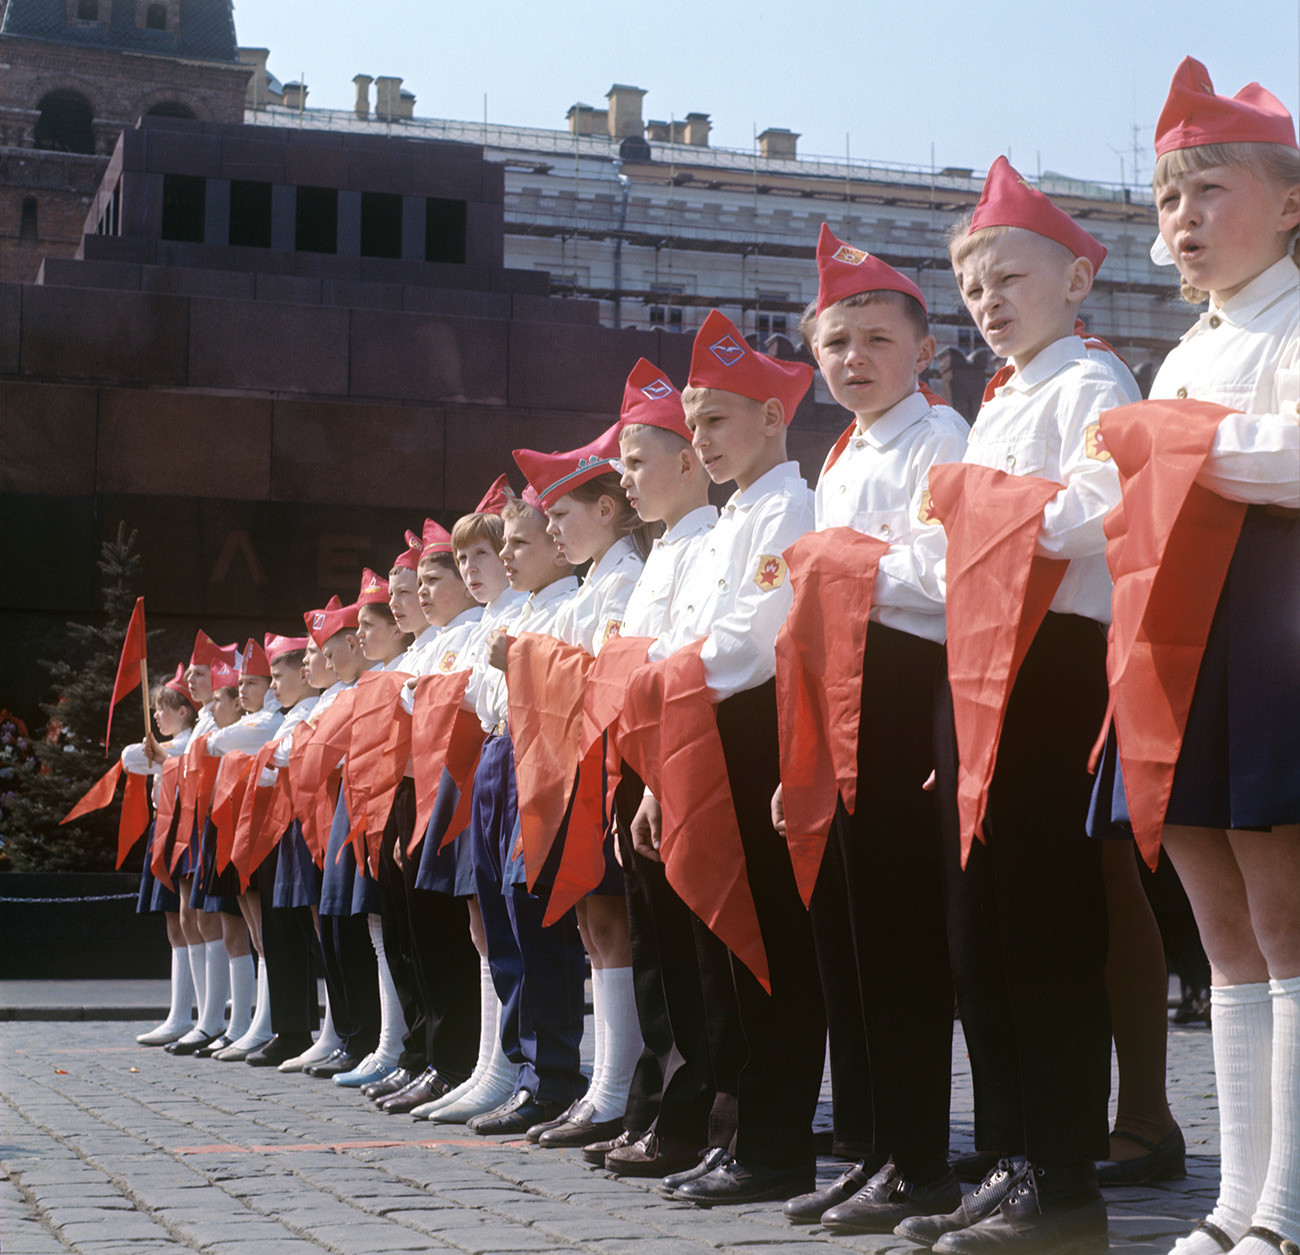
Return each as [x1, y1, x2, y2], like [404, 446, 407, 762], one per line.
[1, 1016, 1218, 1255]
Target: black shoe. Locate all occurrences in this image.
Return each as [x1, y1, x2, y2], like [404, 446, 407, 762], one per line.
[822, 1161, 962, 1234]
[467, 1089, 566, 1136]
[246, 1033, 315, 1067]
[193, 1034, 233, 1058]
[932, 1161, 1108, 1255]
[896, 1157, 1028, 1246]
[379, 1068, 454, 1114]
[1096, 1125, 1186, 1186]
[673, 1157, 813, 1206]
[165, 1031, 218, 1056]
[784, 1161, 876, 1223]
[303, 1049, 363, 1079]
[660, 1146, 730, 1196]
[364, 1067, 412, 1100]
[951, 1152, 1002, 1184]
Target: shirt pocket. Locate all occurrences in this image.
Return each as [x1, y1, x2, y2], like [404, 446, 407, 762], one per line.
[967, 434, 1048, 477]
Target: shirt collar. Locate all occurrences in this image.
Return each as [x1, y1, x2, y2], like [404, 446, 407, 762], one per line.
[726, 460, 803, 514]
[447, 606, 481, 629]
[856, 388, 932, 448]
[1206, 256, 1300, 330]
[662, 505, 718, 544]
[586, 535, 637, 583]
[526, 574, 580, 609]
[1001, 336, 1087, 394]
[486, 587, 526, 617]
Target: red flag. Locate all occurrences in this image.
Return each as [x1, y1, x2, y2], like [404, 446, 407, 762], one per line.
[61, 761, 123, 825]
[343, 672, 411, 874]
[775, 528, 890, 905]
[106, 597, 147, 750]
[1099, 399, 1245, 869]
[150, 757, 182, 892]
[116, 769, 151, 867]
[617, 640, 769, 991]
[928, 463, 1068, 867]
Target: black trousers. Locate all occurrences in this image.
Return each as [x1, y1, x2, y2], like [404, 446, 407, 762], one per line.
[259, 837, 321, 1036]
[700, 680, 826, 1170]
[614, 768, 714, 1144]
[318, 910, 379, 1057]
[936, 612, 1111, 1162]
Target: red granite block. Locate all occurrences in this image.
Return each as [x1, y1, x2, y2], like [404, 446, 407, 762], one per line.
[349, 309, 508, 404]
[0, 283, 20, 375]
[0, 380, 98, 495]
[508, 322, 659, 414]
[36, 258, 141, 291]
[220, 134, 286, 183]
[255, 273, 322, 304]
[465, 202, 504, 268]
[409, 156, 486, 201]
[285, 143, 350, 190]
[144, 128, 222, 177]
[347, 147, 414, 194]
[401, 286, 508, 318]
[321, 279, 403, 310]
[141, 265, 256, 300]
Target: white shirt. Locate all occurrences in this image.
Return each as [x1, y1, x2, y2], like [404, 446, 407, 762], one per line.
[397, 607, 483, 714]
[1153, 256, 1300, 508]
[961, 335, 1141, 624]
[622, 506, 718, 639]
[816, 389, 969, 643]
[553, 536, 644, 656]
[192, 702, 216, 740]
[122, 725, 191, 775]
[206, 690, 284, 757]
[652, 460, 815, 701]
[264, 693, 320, 776]
[459, 589, 528, 730]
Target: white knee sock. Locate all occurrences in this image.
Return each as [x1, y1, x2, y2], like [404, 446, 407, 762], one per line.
[1235, 976, 1300, 1254]
[1173, 982, 1273, 1255]
[418, 962, 513, 1120]
[584, 966, 642, 1122]
[138, 947, 196, 1043]
[233, 959, 272, 1049]
[226, 952, 255, 1042]
[368, 914, 406, 1068]
[585, 966, 606, 1101]
[187, 942, 207, 1022]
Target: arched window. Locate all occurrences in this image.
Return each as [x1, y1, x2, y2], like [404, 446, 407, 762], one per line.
[145, 2, 167, 28]
[33, 91, 95, 154]
[146, 102, 196, 120]
[20, 198, 39, 244]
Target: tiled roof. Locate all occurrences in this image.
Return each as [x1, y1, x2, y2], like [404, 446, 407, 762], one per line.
[1, 0, 239, 63]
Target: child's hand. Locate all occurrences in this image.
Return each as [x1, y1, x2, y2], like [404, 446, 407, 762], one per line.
[770, 783, 786, 837]
[144, 733, 164, 765]
[630, 794, 663, 863]
[922, 769, 935, 792]
[487, 629, 512, 673]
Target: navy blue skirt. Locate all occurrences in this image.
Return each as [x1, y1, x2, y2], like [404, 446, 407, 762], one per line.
[136, 819, 181, 914]
[414, 769, 476, 897]
[318, 793, 380, 917]
[189, 817, 240, 914]
[272, 819, 320, 909]
[1091, 507, 1300, 833]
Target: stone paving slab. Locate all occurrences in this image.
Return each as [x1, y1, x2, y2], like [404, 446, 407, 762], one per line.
[1, 1018, 1216, 1254]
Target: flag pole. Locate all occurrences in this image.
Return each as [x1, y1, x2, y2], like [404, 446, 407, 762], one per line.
[140, 656, 156, 762]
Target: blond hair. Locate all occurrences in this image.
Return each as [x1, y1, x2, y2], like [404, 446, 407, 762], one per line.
[1154, 141, 1300, 304]
[451, 511, 505, 554]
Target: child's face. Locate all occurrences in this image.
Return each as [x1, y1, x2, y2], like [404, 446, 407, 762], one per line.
[237, 674, 270, 712]
[322, 630, 367, 683]
[813, 301, 936, 426]
[387, 569, 424, 635]
[356, 604, 405, 662]
[418, 560, 471, 626]
[619, 426, 691, 525]
[1157, 162, 1300, 304]
[500, 512, 568, 593]
[211, 688, 242, 727]
[686, 391, 774, 491]
[185, 664, 213, 705]
[545, 493, 610, 566]
[954, 228, 1086, 369]
[153, 700, 184, 739]
[303, 639, 334, 689]
[456, 538, 509, 604]
[269, 656, 312, 708]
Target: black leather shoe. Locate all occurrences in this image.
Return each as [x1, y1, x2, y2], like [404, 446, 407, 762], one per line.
[524, 1099, 578, 1143]
[660, 1146, 730, 1196]
[537, 1099, 624, 1149]
[673, 1157, 813, 1206]
[606, 1132, 709, 1179]
[379, 1068, 454, 1114]
[304, 1049, 363, 1079]
[193, 1034, 233, 1058]
[1096, 1125, 1186, 1186]
[165, 1032, 218, 1056]
[246, 1033, 315, 1067]
[582, 1128, 637, 1167]
[467, 1089, 566, 1136]
[363, 1067, 412, 1100]
[932, 1161, 1108, 1255]
[822, 1161, 962, 1234]
[896, 1157, 1028, 1246]
[784, 1161, 876, 1223]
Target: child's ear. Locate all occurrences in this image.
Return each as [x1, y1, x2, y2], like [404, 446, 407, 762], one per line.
[1066, 256, 1094, 304]
[762, 397, 786, 433]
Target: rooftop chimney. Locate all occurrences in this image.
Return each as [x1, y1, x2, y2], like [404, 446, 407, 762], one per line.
[281, 81, 308, 111]
[606, 83, 646, 140]
[238, 48, 270, 110]
[353, 74, 372, 119]
[397, 88, 415, 119]
[374, 75, 402, 121]
[758, 127, 799, 160]
[684, 112, 710, 147]
[566, 102, 609, 136]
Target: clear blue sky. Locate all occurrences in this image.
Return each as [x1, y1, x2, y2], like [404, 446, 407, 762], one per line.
[233, 0, 1299, 188]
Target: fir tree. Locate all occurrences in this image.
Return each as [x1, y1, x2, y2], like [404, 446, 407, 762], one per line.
[2, 524, 158, 872]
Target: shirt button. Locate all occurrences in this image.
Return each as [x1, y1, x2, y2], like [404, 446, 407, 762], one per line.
[1208, 315, 1221, 329]
[1005, 454, 1017, 470]
[686, 605, 695, 615]
[879, 524, 891, 538]
[839, 483, 847, 494]
[852, 438, 864, 449]
[1176, 386, 1188, 398]
[717, 578, 727, 590]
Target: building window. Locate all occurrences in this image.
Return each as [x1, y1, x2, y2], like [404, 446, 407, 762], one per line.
[229, 180, 273, 249]
[425, 197, 467, 264]
[145, 2, 166, 28]
[160, 173, 206, 243]
[146, 102, 195, 120]
[296, 186, 339, 254]
[756, 290, 789, 337]
[20, 198, 38, 244]
[648, 284, 684, 328]
[75, 0, 101, 20]
[33, 91, 96, 154]
[360, 191, 403, 260]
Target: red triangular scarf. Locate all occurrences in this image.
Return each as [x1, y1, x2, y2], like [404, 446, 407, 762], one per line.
[343, 672, 411, 874]
[288, 690, 357, 863]
[775, 528, 890, 905]
[211, 751, 256, 874]
[506, 633, 596, 891]
[116, 768, 151, 867]
[1099, 398, 1245, 869]
[409, 672, 479, 851]
[173, 732, 218, 870]
[61, 761, 122, 825]
[928, 463, 1068, 866]
[150, 757, 182, 891]
[231, 739, 292, 890]
[106, 597, 146, 750]
[617, 639, 769, 991]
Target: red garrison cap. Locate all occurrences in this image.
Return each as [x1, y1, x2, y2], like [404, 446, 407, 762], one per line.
[263, 633, 308, 662]
[165, 663, 199, 709]
[474, 475, 512, 516]
[304, 596, 358, 648]
[356, 569, 390, 606]
[191, 630, 239, 670]
[815, 223, 927, 316]
[393, 530, 422, 572]
[209, 655, 240, 690]
[420, 519, 454, 558]
[1156, 56, 1297, 157]
[240, 638, 271, 679]
[513, 422, 622, 511]
[687, 309, 813, 425]
[619, 358, 691, 442]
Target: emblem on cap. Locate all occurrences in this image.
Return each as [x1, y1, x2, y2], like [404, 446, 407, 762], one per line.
[708, 335, 746, 367]
[312, 612, 326, 630]
[640, 378, 673, 400]
[831, 244, 869, 265]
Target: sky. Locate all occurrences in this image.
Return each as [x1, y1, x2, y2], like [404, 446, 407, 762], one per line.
[233, 0, 1300, 190]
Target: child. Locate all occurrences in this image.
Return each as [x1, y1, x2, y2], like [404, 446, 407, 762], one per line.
[130, 669, 199, 1046]
[512, 423, 648, 1149]
[586, 358, 719, 1178]
[777, 226, 969, 1231]
[637, 309, 823, 1205]
[913, 159, 1141, 1255]
[1105, 59, 1299, 1255]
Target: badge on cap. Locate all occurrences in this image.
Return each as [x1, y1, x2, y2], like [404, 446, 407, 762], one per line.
[709, 335, 747, 367]
[312, 612, 326, 631]
[640, 378, 673, 400]
[753, 554, 788, 591]
[832, 244, 869, 266]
